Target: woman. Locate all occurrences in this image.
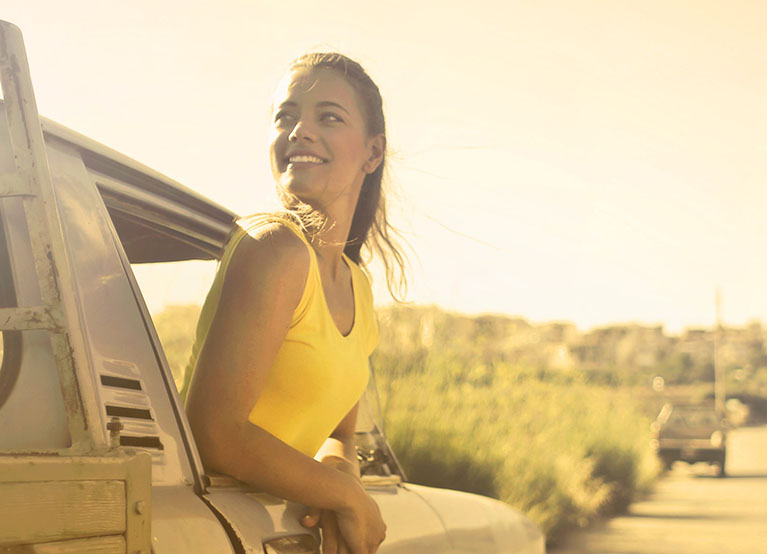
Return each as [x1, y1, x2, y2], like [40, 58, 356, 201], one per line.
[182, 53, 405, 554]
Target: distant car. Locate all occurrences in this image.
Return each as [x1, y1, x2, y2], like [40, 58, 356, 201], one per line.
[650, 403, 728, 476]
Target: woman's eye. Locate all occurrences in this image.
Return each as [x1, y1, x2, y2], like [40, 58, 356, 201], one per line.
[321, 112, 343, 123]
[274, 111, 295, 125]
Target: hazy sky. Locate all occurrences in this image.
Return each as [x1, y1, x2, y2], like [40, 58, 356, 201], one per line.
[3, 1, 766, 332]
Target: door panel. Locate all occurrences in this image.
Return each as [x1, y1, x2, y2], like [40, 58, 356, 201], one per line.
[203, 481, 451, 554]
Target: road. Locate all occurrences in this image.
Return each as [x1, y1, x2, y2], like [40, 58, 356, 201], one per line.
[551, 425, 767, 554]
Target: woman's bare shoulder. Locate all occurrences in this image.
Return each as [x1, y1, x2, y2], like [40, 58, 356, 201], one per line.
[224, 220, 311, 305]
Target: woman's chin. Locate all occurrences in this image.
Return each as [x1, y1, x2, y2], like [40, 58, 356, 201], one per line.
[277, 183, 320, 208]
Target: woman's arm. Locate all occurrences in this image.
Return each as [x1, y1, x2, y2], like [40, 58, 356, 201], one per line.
[184, 226, 384, 553]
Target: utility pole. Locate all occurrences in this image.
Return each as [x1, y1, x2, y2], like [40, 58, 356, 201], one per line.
[714, 287, 725, 415]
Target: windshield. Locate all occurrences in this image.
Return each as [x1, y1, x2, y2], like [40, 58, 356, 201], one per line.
[669, 409, 719, 427]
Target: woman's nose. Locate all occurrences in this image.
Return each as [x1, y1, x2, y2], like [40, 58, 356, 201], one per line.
[288, 119, 316, 142]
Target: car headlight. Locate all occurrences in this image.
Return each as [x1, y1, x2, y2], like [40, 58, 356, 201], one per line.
[710, 430, 723, 448]
[263, 534, 320, 554]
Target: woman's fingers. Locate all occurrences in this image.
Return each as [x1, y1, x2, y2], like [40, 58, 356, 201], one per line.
[301, 508, 322, 527]
[320, 510, 340, 554]
[301, 506, 321, 528]
[324, 512, 351, 554]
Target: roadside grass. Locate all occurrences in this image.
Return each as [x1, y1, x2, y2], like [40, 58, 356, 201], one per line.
[375, 359, 659, 543]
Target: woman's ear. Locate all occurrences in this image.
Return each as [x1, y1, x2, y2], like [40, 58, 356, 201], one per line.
[364, 134, 386, 174]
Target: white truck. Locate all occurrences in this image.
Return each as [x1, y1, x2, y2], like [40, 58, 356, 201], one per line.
[0, 20, 545, 554]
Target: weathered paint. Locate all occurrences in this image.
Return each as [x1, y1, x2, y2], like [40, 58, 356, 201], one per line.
[0, 20, 98, 453]
[0, 452, 152, 553]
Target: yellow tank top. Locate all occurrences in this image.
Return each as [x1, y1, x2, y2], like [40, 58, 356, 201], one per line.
[180, 214, 378, 457]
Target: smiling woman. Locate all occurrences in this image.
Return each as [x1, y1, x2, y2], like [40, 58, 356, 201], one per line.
[270, 53, 406, 299]
[182, 53, 406, 554]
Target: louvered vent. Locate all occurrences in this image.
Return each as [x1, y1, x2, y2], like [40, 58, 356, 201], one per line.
[100, 360, 164, 451]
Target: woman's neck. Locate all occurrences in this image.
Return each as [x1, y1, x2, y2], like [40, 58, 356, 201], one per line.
[307, 196, 357, 280]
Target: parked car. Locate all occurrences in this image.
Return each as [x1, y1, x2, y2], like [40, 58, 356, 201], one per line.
[650, 403, 728, 476]
[0, 20, 545, 553]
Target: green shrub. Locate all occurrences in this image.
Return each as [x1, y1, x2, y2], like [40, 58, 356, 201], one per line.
[377, 367, 659, 543]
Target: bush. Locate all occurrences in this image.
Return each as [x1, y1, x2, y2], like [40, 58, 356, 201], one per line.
[377, 366, 659, 544]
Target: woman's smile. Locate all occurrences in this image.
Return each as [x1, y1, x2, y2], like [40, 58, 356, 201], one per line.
[286, 151, 328, 168]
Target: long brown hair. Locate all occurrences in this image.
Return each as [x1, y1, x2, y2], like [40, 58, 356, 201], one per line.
[284, 53, 408, 301]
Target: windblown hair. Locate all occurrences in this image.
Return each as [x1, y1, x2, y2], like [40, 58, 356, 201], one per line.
[281, 52, 408, 301]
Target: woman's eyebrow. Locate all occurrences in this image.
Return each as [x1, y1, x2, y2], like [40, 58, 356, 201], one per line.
[316, 101, 350, 115]
[275, 100, 349, 115]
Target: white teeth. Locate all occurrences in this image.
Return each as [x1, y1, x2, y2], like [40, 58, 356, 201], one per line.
[289, 155, 324, 164]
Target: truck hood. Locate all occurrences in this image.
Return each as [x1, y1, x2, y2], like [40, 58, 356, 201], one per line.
[405, 484, 546, 554]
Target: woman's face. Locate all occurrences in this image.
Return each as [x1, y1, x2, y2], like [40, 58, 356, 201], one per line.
[269, 67, 383, 211]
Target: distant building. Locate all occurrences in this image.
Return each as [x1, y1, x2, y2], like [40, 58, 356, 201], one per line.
[375, 305, 766, 381]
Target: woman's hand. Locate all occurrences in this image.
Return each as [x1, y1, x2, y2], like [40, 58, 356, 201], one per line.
[301, 508, 349, 554]
[335, 485, 386, 554]
[302, 487, 385, 554]
[302, 455, 385, 554]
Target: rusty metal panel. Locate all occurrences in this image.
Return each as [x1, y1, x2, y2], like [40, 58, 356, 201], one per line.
[0, 306, 59, 331]
[0, 20, 101, 452]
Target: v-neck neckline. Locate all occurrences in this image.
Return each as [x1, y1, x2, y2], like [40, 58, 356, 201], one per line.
[317, 253, 357, 338]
